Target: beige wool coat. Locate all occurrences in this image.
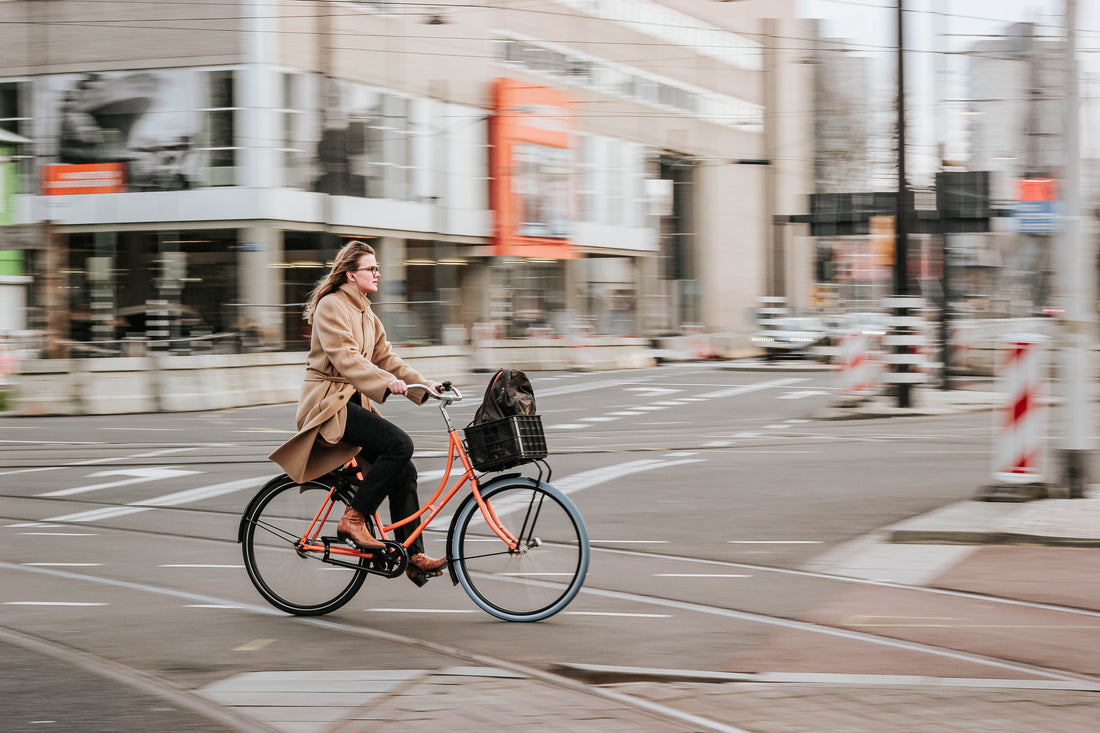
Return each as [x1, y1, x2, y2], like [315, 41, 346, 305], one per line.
[269, 283, 429, 483]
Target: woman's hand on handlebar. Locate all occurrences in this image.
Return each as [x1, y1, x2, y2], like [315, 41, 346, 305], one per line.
[387, 379, 409, 396]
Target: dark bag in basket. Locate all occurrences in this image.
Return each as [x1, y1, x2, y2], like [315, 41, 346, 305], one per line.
[471, 368, 536, 425]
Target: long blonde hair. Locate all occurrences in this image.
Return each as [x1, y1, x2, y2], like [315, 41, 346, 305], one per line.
[303, 240, 375, 323]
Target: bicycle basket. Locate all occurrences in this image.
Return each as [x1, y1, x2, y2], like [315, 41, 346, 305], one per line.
[463, 414, 547, 472]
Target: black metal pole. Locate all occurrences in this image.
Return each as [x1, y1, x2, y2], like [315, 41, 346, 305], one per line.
[894, 0, 912, 407]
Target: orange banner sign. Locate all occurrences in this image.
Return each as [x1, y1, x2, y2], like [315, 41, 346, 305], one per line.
[42, 163, 127, 195]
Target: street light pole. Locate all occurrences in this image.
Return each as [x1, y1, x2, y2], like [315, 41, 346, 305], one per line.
[890, 0, 914, 408]
[1058, 0, 1092, 497]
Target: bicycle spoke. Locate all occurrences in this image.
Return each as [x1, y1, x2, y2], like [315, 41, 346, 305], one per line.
[241, 478, 367, 616]
[451, 481, 588, 622]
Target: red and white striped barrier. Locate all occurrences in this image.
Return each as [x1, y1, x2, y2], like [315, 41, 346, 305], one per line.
[992, 335, 1048, 484]
[838, 330, 879, 399]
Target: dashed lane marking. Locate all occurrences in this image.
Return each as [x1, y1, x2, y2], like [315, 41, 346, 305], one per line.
[21, 563, 103, 567]
[4, 601, 107, 606]
[159, 564, 245, 569]
[16, 532, 98, 537]
[728, 540, 823, 544]
[654, 574, 751, 578]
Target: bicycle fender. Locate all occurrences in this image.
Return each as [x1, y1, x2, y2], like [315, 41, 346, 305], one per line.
[444, 472, 534, 586]
[236, 474, 351, 543]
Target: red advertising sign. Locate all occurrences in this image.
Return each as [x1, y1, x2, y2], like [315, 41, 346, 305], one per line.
[42, 163, 127, 195]
[489, 78, 576, 259]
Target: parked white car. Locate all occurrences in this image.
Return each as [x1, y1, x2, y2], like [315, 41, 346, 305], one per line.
[752, 317, 829, 361]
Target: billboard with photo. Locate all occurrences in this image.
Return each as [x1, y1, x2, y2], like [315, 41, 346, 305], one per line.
[489, 78, 576, 259]
[36, 68, 236, 191]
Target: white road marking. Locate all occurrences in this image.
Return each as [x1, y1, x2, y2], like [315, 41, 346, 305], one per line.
[4, 601, 107, 606]
[608, 411, 644, 416]
[623, 387, 682, 397]
[159, 564, 245, 569]
[0, 446, 202, 477]
[581, 416, 619, 422]
[654, 573, 751, 578]
[703, 441, 733, 448]
[663, 451, 698, 457]
[44, 475, 274, 523]
[698, 377, 808, 399]
[553, 458, 706, 499]
[777, 390, 830, 400]
[37, 467, 201, 497]
[565, 612, 672, 618]
[17, 532, 98, 536]
[548, 423, 589, 430]
[0, 439, 104, 444]
[764, 424, 791, 430]
[9, 562, 1093, 693]
[632, 406, 669, 411]
[365, 608, 476, 614]
[728, 540, 823, 544]
[21, 563, 103, 567]
[591, 540, 668, 544]
[733, 432, 761, 438]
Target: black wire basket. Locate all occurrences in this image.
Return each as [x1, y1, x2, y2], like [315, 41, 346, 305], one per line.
[464, 414, 548, 472]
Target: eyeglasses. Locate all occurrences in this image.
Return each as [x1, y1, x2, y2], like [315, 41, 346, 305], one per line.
[352, 266, 380, 275]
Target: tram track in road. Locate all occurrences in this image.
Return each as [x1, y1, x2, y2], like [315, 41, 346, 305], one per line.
[0, 422, 989, 471]
[3, 502, 1099, 689]
[2, 551, 1099, 733]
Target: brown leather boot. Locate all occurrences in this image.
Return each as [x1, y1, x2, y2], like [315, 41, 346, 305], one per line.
[336, 506, 385, 549]
[406, 553, 447, 587]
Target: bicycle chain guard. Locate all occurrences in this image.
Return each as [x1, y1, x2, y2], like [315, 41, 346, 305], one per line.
[317, 536, 408, 579]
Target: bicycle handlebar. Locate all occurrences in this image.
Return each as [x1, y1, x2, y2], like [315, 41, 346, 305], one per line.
[408, 382, 463, 403]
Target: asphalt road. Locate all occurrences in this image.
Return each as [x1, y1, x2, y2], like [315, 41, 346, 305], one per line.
[4, 362, 1069, 731]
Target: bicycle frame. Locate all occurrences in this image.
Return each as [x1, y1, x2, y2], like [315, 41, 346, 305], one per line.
[293, 389, 521, 563]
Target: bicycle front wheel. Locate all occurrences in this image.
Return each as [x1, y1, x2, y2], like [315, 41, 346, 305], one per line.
[450, 479, 589, 622]
[240, 477, 368, 616]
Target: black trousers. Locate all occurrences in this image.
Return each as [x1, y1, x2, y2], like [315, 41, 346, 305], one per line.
[340, 399, 425, 555]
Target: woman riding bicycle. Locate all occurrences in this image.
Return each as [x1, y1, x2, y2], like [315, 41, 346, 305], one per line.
[269, 240, 447, 585]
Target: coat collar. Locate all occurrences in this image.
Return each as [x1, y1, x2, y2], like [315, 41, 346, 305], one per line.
[337, 282, 371, 311]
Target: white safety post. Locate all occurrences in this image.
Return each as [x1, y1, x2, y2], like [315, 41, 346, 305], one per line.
[839, 330, 874, 400]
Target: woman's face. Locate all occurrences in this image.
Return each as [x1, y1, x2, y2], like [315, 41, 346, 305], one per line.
[346, 253, 379, 295]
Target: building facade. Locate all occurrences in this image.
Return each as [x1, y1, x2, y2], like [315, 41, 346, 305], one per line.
[0, 0, 814, 354]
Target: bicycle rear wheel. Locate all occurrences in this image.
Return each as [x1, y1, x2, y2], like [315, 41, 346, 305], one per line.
[450, 479, 589, 622]
[240, 477, 368, 616]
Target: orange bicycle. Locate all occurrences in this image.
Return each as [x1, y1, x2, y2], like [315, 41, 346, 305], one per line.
[238, 383, 589, 622]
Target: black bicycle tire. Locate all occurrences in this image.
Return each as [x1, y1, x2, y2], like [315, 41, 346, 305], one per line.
[241, 477, 368, 616]
[450, 479, 589, 622]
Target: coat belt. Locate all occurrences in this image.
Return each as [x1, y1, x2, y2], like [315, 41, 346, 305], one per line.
[305, 370, 351, 385]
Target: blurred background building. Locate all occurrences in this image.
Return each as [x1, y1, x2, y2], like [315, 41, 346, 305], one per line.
[0, 0, 817, 356]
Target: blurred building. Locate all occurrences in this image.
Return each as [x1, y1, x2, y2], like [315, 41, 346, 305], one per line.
[963, 21, 1100, 317]
[0, 0, 815, 354]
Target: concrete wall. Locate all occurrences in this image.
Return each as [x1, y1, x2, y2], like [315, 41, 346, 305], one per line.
[9, 339, 659, 416]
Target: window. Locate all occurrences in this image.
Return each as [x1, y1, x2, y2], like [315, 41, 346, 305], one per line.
[200, 70, 238, 186]
[277, 73, 306, 188]
[0, 81, 32, 190]
[361, 92, 415, 201]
